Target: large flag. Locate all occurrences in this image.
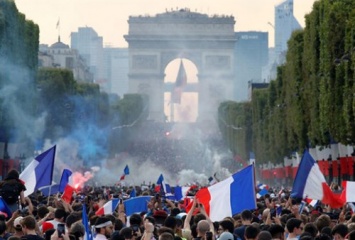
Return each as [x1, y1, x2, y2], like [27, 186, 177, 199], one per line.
[171, 60, 187, 104]
[20, 145, 56, 197]
[82, 204, 93, 240]
[191, 165, 256, 221]
[120, 165, 130, 181]
[95, 199, 120, 216]
[123, 196, 151, 216]
[291, 150, 344, 208]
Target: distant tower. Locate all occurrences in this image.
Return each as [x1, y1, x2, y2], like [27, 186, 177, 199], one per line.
[234, 31, 268, 102]
[71, 27, 106, 91]
[274, 0, 301, 63]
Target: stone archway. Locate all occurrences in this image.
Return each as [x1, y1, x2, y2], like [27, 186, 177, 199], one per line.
[124, 9, 236, 122]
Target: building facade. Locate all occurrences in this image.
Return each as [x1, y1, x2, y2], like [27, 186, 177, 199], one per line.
[38, 39, 93, 83]
[71, 27, 106, 88]
[234, 31, 268, 102]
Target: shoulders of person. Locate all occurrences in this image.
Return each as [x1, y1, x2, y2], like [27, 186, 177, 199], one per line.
[234, 226, 245, 233]
[94, 233, 107, 240]
[21, 234, 45, 240]
[1, 179, 24, 188]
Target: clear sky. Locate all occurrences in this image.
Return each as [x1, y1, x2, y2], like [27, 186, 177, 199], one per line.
[15, 0, 316, 48]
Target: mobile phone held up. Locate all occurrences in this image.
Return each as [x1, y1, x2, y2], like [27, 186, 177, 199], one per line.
[57, 223, 65, 238]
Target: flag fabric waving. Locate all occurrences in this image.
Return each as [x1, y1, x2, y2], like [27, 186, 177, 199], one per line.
[59, 169, 73, 192]
[39, 184, 60, 197]
[82, 204, 93, 240]
[59, 169, 75, 203]
[120, 165, 130, 181]
[291, 150, 344, 208]
[20, 145, 56, 197]
[171, 60, 187, 104]
[0, 197, 12, 218]
[191, 165, 257, 221]
[130, 188, 136, 198]
[123, 196, 151, 216]
[156, 174, 172, 197]
[174, 186, 191, 201]
[340, 181, 355, 203]
[95, 199, 119, 216]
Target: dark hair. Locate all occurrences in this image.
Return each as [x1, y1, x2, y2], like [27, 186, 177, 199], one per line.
[114, 218, 124, 231]
[21, 216, 37, 230]
[120, 227, 133, 239]
[244, 225, 260, 239]
[268, 224, 284, 239]
[129, 213, 142, 226]
[66, 212, 81, 229]
[331, 224, 348, 238]
[286, 218, 303, 233]
[219, 220, 234, 233]
[44, 229, 56, 240]
[304, 222, 318, 238]
[54, 208, 67, 220]
[314, 233, 332, 240]
[159, 232, 174, 240]
[5, 169, 19, 180]
[299, 232, 313, 240]
[164, 216, 177, 229]
[241, 210, 253, 221]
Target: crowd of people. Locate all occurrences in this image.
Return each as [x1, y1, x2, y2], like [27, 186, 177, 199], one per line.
[0, 169, 354, 240]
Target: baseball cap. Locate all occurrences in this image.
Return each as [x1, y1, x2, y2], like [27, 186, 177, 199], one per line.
[14, 216, 23, 229]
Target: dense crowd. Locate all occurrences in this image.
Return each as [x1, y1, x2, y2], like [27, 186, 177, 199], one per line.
[0, 169, 354, 240]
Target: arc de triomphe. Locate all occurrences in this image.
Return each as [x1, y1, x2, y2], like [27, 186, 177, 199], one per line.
[124, 9, 236, 122]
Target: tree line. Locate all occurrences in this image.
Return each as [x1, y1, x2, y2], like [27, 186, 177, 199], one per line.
[218, 0, 355, 164]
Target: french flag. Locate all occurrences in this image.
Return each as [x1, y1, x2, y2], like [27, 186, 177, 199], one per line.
[340, 181, 355, 203]
[156, 174, 172, 196]
[95, 199, 119, 216]
[291, 150, 344, 208]
[20, 145, 56, 197]
[59, 169, 75, 203]
[120, 165, 130, 181]
[123, 196, 152, 216]
[0, 197, 12, 218]
[192, 165, 256, 221]
[82, 204, 93, 240]
[174, 186, 190, 201]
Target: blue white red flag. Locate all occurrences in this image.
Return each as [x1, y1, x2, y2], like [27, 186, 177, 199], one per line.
[95, 199, 119, 216]
[20, 145, 56, 197]
[120, 165, 130, 181]
[291, 150, 344, 208]
[191, 165, 256, 221]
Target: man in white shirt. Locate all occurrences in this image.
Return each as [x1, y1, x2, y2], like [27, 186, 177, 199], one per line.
[94, 216, 114, 240]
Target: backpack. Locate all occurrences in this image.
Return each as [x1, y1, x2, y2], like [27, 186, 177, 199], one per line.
[0, 182, 19, 204]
